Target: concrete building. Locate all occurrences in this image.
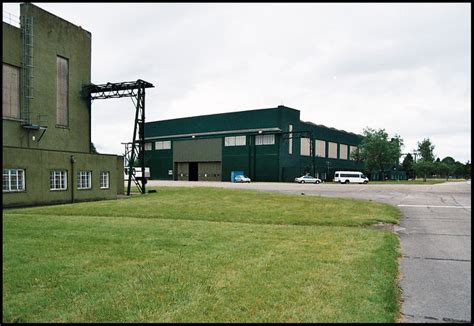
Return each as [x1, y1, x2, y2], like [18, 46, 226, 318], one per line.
[3, 3, 124, 207]
[144, 106, 364, 182]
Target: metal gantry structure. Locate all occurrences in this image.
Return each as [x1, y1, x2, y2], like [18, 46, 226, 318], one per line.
[82, 79, 154, 196]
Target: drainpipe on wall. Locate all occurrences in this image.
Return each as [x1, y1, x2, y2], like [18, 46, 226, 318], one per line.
[70, 155, 76, 203]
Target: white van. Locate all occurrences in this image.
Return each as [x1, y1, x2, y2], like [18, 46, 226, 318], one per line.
[334, 171, 369, 184]
[124, 167, 150, 181]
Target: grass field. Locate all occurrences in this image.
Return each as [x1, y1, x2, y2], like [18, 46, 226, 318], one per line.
[3, 187, 401, 322]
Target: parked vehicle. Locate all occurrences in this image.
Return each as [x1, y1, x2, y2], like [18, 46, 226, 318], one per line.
[294, 175, 321, 184]
[334, 171, 369, 184]
[124, 167, 150, 181]
[235, 175, 251, 183]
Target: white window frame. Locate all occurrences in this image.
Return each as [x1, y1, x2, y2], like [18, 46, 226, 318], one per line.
[77, 171, 92, 190]
[224, 136, 246, 147]
[155, 140, 171, 150]
[50, 170, 68, 191]
[100, 171, 110, 189]
[255, 134, 275, 146]
[3, 169, 25, 192]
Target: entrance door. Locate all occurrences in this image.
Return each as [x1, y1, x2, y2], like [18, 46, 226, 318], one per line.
[198, 162, 222, 181]
[189, 162, 198, 181]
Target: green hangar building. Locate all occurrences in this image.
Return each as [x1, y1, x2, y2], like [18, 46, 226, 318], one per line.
[3, 3, 124, 207]
[144, 106, 364, 182]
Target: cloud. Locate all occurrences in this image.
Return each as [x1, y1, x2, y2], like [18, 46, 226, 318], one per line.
[3, 3, 471, 162]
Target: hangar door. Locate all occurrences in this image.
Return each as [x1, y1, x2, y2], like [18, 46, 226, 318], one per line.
[173, 138, 222, 181]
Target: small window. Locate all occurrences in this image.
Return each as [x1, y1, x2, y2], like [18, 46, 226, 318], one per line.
[155, 140, 171, 150]
[145, 143, 152, 151]
[349, 146, 358, 160]
[225, 136, 246, 147]
[255, 134, 275, 145]
[288, 124, 293, 154]
[328, 142, 338, 159]
[3, 169, 25, 192]
[50, 170, 67, 191]
[300, 137, 311, 156]
[77, 171, 92, 190]
[339, 144, 348, 160]
[315, 139, 326, 157]
[100, 171, 110, 189]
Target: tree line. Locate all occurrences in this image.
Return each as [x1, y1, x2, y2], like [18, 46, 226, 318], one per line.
[352, 128, 471, 181]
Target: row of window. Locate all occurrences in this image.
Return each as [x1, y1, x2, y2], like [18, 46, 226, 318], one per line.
[145, 140, 171, 151]
[3, 169, 110, 192]
[142, 134, 356, 159]
[145, 134, 277, 151]
[300, 138, 357, 160]
[225, 134, 276, 147]
[3, 58, 69, 126]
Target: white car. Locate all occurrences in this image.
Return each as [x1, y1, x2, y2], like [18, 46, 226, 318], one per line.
[294, 175, 321, 184]
[235, 175, 251, 183]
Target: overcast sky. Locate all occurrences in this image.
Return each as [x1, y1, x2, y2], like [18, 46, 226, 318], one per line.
[3, 2, 471, 163]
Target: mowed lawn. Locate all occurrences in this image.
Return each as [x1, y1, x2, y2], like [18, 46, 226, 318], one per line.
[3, 187, 401, 323]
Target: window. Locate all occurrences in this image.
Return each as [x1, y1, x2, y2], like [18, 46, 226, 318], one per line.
[328, 142, 338, 159]
[77, 171, 92, 190]
[339, 144, 348, 160]
[341, 173, 361, 178]
[315, 139, 326, 157]
[255, 134, 275, 145]
[155, 140, 171, 150]
[3, 169, 25, 192]
[3, 64, 20, 119]
[224, 136, 246, 146]
[349, 146, 358, 160]
[100, 171, 110, 189]
[56, 56, 69, 126]
[145, 143, 152, 151]
[300, 137, 311, 156]
[288, 124, 293, 154]
[50, 170, 67, 191]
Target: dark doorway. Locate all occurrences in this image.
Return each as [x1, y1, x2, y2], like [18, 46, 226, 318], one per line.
[189, 162, 198, 181]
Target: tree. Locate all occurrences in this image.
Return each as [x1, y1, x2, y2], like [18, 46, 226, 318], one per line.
[414, 160, 435, 182]
[441, 156, 456, 165]
[453, 161, 465, 178]
[356, 128, 404, 181]
[90, 142, 99, 154]
[439, 156, 456, 179]
[402, 153, 415, 179]
[436, 162, 450, 180]
[465, 161, 471, 179]
[417, 138, 435, 162]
